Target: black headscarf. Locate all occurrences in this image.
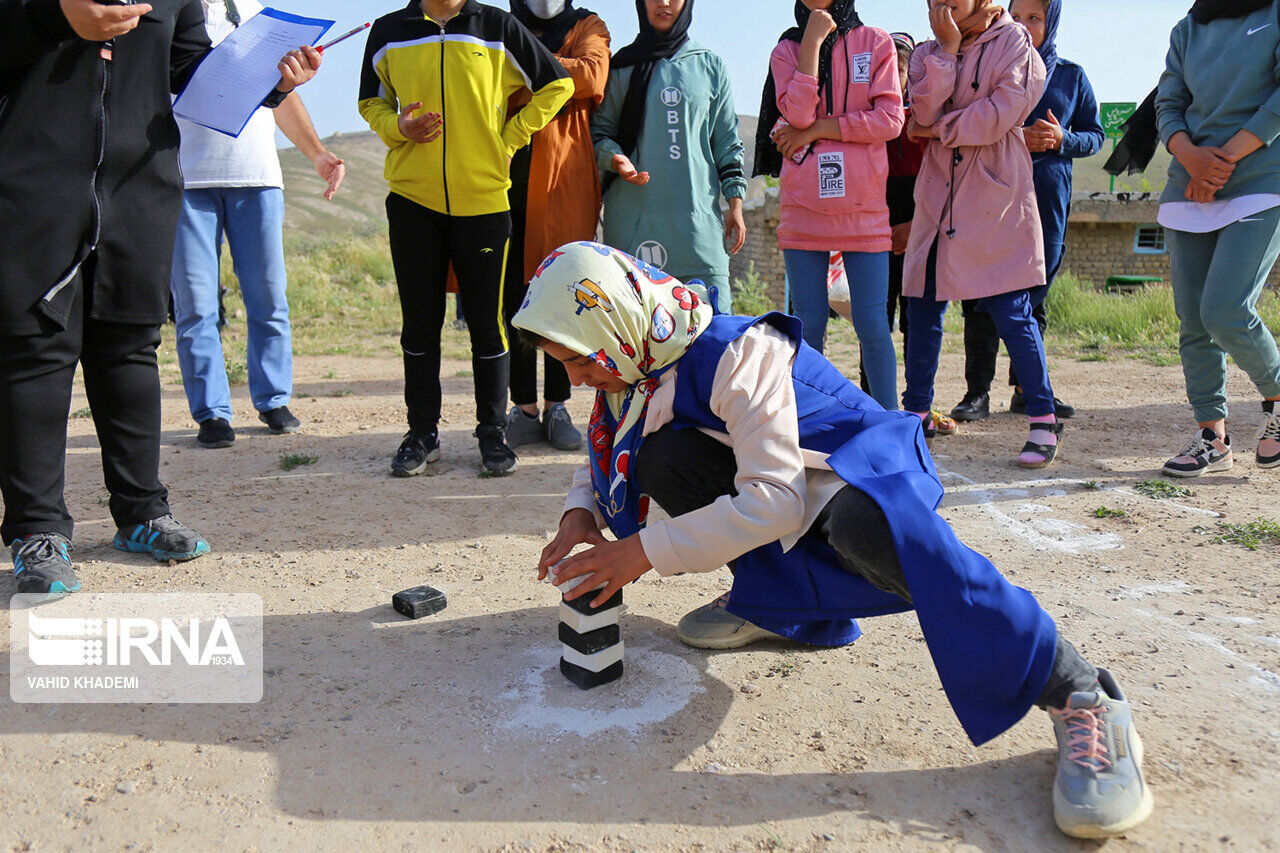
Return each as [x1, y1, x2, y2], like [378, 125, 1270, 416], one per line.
[509, 0, 595, 54]
[602, 0, 695, 191]
[1190, 0, 1271, 23]
[1106, 1, 1273, 177]
[753, 0, 863, 179]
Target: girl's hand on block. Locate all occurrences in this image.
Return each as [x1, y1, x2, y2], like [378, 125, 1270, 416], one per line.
[928, 3, 962, 55]
[538, 508, 607, 580]
[550, 535, 653, 610]
[612, 154, 650, 186]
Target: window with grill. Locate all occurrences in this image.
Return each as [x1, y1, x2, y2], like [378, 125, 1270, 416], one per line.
[1134, 225, 1167, 254]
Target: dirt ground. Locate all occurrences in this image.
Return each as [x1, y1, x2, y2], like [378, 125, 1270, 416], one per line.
[2, 348, 1278, 853]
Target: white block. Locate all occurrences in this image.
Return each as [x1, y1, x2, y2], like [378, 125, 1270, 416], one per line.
[561, 641, 624, 673]
[559, 601, 621, 634]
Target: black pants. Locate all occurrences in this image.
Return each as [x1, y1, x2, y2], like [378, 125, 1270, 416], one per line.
[386, 192, 511, 432]
[960, 294, 1048, 395]
[634, 424, 1097, 709]
[0, 281, 169, 544]
[503, 154, 570, 408]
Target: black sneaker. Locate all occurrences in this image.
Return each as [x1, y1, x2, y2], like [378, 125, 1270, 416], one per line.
[1162, 428, 1233, 478]
[197, 418, 236, 449]
[259, 406, 301, 434]
[475, 425, 518, 476]
[113, 515, 211, 561]
[1011, 390, 1076, 419]
[950, 391, 990, 422]
[11, 533, 79, 596]
[543, 403, 583, 451]
[391, 429, 441, 477]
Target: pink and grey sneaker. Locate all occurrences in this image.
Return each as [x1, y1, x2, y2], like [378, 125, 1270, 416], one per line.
[1162, 428, 1232, 478]
[1257, 404, 1280, 469]
[1049, 669, 1154, 838]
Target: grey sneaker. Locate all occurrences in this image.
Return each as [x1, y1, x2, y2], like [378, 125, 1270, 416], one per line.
[11, 533, 79, 595]
[1049, 669, 1154, 838]
[505, 406, 544, 449]
[676, 593, 782, 650]
[543, 403, 582, 451]
[113, 515, 211, 562]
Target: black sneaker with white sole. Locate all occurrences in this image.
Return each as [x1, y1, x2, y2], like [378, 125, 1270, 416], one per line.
[475, 424, 518, 476]
[391, 430, 441, 477]
[1163, 428, 1233, 478]
[259, 406, 301, 434]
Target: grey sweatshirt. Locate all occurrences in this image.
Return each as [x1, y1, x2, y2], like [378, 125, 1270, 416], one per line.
[1157, 2, 1280, 203]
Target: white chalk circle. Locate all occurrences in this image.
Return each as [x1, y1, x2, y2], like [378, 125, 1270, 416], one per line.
[498, 643, 705, 738]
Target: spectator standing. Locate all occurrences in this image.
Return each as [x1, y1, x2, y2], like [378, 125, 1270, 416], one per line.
[1153, 0, 1280, 477]
[171, 0, 347, 450]
[755, 0, 904, 412]
[0, 0, 319, 594]
[951, 0, 1103, 423]
[359, 0, 573, 476]
[901, 0, 1062, 467]
[503, 0, 611, 452]
[592, 0, 747, 315]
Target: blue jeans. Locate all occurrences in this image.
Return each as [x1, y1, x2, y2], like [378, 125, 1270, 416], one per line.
[784, 249, 897, 410]
[170, 187, 291, 423]
[904, 241, 1054, 416]
[1167, 207, 1280, 422]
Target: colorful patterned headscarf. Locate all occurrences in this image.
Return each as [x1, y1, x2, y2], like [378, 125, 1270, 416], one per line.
[512, 241, 714, 537]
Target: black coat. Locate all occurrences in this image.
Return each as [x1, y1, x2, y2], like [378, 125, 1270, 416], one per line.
[0, 0, 211, 334]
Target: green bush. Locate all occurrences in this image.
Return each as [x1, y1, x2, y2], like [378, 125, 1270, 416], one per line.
[732, 262, 776, 316]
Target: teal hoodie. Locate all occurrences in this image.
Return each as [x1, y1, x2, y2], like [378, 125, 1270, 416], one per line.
[1157, 2, 1280, 203]
[592, 40, 747, 282]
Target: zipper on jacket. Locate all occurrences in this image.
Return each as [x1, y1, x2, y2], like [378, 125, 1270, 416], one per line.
[439, 21, 451, 215]
[90, 51, 111, 253]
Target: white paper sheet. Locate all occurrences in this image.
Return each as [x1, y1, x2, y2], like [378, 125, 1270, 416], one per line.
[173, 8, 333, 137]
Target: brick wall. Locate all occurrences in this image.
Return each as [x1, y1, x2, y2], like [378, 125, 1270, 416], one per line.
[729, 188, 787, 308]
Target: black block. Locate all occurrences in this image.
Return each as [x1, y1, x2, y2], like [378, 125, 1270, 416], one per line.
[392, 585, 448, 619]
[560, 657, 623, 690]
[558, 621, 620, 655]
[562, 587, 622, 615]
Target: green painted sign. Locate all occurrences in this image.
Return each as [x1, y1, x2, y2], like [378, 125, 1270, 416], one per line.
[1100, 102, 1138, 138]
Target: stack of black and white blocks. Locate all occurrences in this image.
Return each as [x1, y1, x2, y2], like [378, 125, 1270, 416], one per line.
[555, 568, 623, 689]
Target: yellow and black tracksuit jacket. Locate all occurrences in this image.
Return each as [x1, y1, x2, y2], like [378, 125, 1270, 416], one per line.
[360, 0, 574, 217]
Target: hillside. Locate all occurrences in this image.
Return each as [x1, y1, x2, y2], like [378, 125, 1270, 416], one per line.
[279, 115, 767, 236]
[279, 116, 1165, 235]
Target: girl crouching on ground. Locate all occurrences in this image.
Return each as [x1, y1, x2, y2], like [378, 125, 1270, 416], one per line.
[513, 241, 1154, 839]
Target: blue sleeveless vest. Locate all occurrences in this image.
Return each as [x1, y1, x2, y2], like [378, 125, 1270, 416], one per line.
[662, 314, 1057, 745]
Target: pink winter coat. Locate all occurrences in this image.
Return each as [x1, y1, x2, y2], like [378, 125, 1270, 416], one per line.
[902, 12, 1047, 301]
[770, 27, 904, 253]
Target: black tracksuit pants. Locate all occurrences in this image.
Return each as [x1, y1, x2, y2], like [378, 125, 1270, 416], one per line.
[386, 192, 511, 433]
[0, 273, 170, 544]
[503, 148, 571, 409]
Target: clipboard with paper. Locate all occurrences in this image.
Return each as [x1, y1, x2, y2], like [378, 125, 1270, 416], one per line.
[173, 8, 334, 138]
